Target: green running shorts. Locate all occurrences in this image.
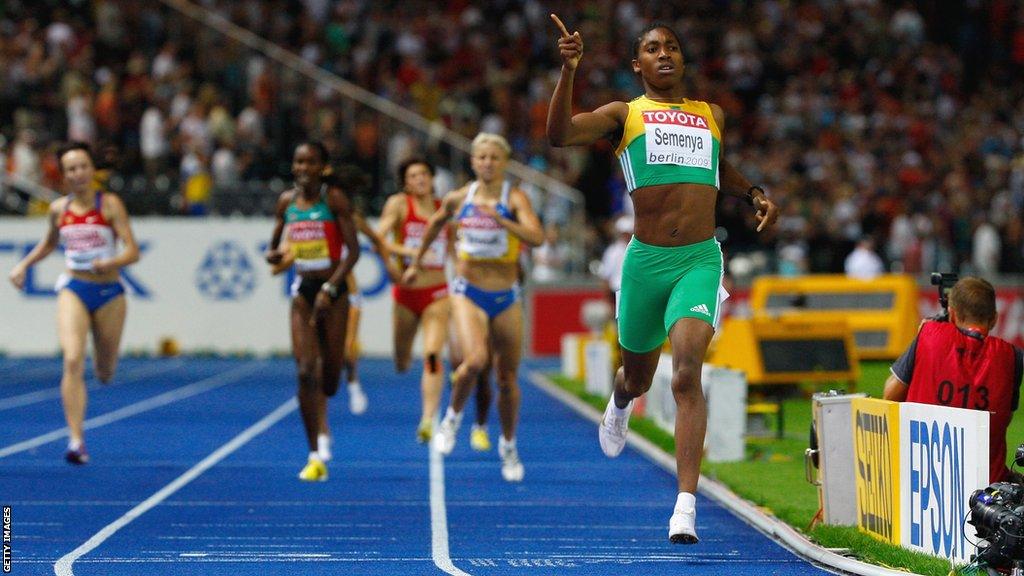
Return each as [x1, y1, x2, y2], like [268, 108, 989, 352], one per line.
[617, 236, 728, 353]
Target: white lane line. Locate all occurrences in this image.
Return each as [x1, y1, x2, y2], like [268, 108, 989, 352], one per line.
[53, 396, 298, 576]
[499, 524, 657, 529]
[0, 360, 186, 411]
[168, 522, 383, 528]
[10, 499, 660, 508]
[0, 362, 266, 459]
[157, 535, 382, 541]
[429, 433, 472, 576]
[48, 556, 436, 564]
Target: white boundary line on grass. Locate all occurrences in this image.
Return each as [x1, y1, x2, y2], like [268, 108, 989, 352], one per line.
[429, 419, 472, 576]
[53, 396, 298, 576]
[0, 359, 186, 411]
[527, 371, 914, 576]
[0, 362, 265, 459]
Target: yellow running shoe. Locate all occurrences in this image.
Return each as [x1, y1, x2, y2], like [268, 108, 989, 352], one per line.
[298, 456, 328, 482]
[416, 418, 433, 444]
[470, 424, 491, 452]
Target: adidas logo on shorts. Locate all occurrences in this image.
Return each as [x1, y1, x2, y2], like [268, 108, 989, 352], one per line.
[689, 303, 711, 316]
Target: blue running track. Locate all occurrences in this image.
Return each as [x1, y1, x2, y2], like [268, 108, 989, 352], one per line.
[0, 357, 835, 575]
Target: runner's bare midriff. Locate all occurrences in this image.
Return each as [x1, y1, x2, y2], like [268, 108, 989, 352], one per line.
[296, 262, 340, 283]
[631, 182, 717, 247]
[404, 268, 447, 289]
[456, 260, 519, 291]
[69, 269, 122, 284]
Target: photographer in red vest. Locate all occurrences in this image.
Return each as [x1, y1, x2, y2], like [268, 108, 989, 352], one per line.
[884, 276, 1024, 483]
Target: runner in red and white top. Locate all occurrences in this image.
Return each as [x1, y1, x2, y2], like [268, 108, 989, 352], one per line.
[376, 158, 452, 444]
[8, 142, 140, 465]
[59, 195, 118, 272]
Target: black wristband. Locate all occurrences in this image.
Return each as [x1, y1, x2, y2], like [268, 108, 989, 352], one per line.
[746, 185, 766, 206]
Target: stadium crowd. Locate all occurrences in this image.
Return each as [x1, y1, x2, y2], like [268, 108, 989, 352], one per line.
[1, 0, 1023, 279]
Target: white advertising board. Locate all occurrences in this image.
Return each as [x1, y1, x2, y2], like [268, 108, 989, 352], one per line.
[0, 217, 395, 355]
[645, 355, 746, 463]
[898, 402, 989, 563]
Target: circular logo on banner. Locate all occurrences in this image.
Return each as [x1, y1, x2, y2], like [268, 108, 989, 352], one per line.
[196, 241, 256, 300]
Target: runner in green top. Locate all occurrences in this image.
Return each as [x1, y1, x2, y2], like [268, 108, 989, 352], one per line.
[265, 141, 361, 483]
[547, 16, 779, 544]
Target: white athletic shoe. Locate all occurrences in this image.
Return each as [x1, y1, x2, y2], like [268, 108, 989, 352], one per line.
[598, 395, 632, 457]
[669, 494, 699, 544]
[348, 383, 368, 415]
[432, 411, 461, 455]
[499, 437, 524, 482]
[317, 433, 332, 462]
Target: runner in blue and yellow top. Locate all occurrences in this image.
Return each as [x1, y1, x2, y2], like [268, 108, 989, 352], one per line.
[403, 133, 544, 484]
[547, 16, 780, 544]
[265, 141, 360, 483]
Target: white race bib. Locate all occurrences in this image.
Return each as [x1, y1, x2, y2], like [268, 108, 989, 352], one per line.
[642, 109, 713, 169]
[459, 227, 509, 260]
[404, 236, 446, 268]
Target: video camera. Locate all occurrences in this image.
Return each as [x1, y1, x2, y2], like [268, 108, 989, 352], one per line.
[968, 444, 1024, 572]
[931, 272, 958, 322]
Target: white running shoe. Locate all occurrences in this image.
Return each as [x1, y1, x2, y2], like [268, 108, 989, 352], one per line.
[317, 433, 332, 462]
[348, 383, 368, 415]
[432, 411, 461, 455]
[499, 436, 524, 482]
[669, 494, 699, 544]
[598, 395, 632, 457]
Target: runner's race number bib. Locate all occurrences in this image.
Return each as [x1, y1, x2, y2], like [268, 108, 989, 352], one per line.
[642, 109, 713, 169]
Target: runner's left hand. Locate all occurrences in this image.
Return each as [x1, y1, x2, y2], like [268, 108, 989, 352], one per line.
[92, 258, 115, 274]
[754, 195, 779, 232]
[312, 291, 333, 327]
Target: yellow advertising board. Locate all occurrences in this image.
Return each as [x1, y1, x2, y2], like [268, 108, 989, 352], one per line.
[851, 397, 900, 543]
[749, 274, 919, 359]
[706, 315, 859, 386]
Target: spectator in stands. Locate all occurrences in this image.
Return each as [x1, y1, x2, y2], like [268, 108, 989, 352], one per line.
[530, 225, 569, 282]
[972, 219, 1002, 276]
[844, 236, 885, 280]
[884, 277, 1024, 483]
[1, 1, 1022, 278]
[9, 128, 42, 186]
[598, 214, 633, 306]
[180, 145, 212, 216]
[139, 98, 171, 178]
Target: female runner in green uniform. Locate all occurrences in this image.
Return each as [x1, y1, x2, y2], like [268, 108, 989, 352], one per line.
[547, 16, 779, 543]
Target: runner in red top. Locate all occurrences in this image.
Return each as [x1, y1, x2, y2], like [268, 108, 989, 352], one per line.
[8, 142, 140, 465]
[377, 158, 452, 443]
